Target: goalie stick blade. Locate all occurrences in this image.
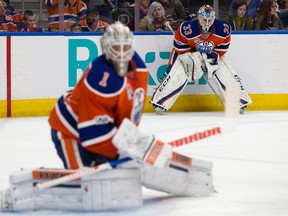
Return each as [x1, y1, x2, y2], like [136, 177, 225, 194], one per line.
[225, 80, 241, 118]
[222, 80, 241, 133]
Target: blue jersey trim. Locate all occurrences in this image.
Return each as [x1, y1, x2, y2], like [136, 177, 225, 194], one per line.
[1, 30, 288, 37]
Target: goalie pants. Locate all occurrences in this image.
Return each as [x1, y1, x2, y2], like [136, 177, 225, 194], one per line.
[51, 129, 116, 169]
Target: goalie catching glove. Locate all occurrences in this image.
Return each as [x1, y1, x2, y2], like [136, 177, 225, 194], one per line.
[202, 53, 220, 80]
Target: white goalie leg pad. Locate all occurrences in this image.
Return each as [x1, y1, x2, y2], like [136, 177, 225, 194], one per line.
[220, 57, 252, 107]
[211, 58, 252, 108]
[81, 168, 142, 210]
[150, 57, 188, 111]
[113, 118, 172, 168]
[142, 152, 214, 197]
[2, 167, 142, 211]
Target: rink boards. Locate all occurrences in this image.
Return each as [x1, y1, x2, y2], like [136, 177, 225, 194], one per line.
[0, 32, 288, 117]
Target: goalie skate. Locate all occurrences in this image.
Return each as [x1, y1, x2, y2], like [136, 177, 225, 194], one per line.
[0, 189, 10, 210]
[154, 105, 167, 115]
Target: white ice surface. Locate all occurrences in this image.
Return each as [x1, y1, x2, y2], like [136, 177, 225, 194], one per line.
[0, 111, 288, 216]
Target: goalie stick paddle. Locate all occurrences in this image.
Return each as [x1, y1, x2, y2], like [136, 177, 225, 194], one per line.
[36, 126, 222, 191]
[36, 157, 132, 191]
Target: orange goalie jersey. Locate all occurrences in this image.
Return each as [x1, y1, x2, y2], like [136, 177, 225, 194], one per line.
[42, 0, 77, 30]
[49, 52, 149, 159]
[168, 19, 231, 66]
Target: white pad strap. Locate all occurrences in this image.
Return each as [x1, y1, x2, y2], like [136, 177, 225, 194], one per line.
[202, 53, 220, 80]
[112, 118, 172, 168]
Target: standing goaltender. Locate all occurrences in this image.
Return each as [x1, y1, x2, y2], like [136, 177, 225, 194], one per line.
[150, 5, 252, 114]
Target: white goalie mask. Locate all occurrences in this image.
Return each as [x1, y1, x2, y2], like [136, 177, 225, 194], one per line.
[197, 5, 216, 33]
[100, 21, 134, 77]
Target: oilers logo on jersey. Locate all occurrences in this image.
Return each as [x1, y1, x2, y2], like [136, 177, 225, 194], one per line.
[196, 41, 215, 54]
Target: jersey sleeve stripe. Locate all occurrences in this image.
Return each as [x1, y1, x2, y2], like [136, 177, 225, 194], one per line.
[136, 68, 149, 73]
[79, 121, 115, 143]
[55, 100, 79, 138]
[81, 127, 117, 147]
[214, 42, 230, 53]
[173, 40, 191, 51]
[216, 41, 230, 47]
[78, 115, 114, 129]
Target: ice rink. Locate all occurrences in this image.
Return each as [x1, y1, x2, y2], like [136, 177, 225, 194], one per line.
[1, 111, 288, 216]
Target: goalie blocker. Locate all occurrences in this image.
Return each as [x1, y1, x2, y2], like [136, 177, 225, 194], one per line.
[113, 118, 214, 197]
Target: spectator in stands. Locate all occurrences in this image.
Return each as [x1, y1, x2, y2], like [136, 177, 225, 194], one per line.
[88, 0, 115, 23]
[230, 0, 261, 19]
[82, 0, 90, 6]
[88, 0, 133, 9]
[70, 22, 82, 32]
[88, 0, 134, 24]
[70, 0, 87, 25]
[139, 0, 151, 20]
[156, 0, 186, 30]
[79, 7, 109, 32]
[20, 10, 45, 32]
[120, 0, 134, 7]
[139, 1, 173, 31]
[254, 0, 284, 30]
[3, 0, 14, 11]
[42, 0, 76, 32]
[278, 0, 288, 28]
[224, 0, 254, 30]
[0, 0, 23, 32]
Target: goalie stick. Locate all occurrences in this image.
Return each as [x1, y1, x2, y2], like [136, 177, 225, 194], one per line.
[206, 77, 225, 107]
[36, 126, 222, 191]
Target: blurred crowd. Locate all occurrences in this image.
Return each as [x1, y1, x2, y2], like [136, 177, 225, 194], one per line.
[0, 0, 288, 32]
